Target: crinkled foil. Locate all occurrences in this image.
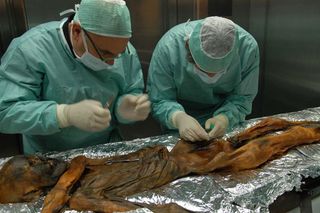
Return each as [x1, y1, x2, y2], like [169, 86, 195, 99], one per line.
[1, 107, 320, 213]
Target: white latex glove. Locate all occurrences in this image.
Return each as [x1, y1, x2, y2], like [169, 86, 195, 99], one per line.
[117, 94, 151, 121]
[172, 111, 209, 142]
[205, 114, 229, 139]
[57, 100, 111, 132]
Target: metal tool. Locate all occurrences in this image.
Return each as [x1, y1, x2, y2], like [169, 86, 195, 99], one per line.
[105, 158, 140, 165]
[104, 95, 114, 109]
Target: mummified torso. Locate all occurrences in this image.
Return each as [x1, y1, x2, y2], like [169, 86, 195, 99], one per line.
[1, 117, 320, 213]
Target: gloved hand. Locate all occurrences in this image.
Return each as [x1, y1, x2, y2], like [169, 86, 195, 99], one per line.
[57, 100, 111, 132]
[172, 111, 209, 142]
[205, 114, 229, 139]
[117, 94, 151, 121]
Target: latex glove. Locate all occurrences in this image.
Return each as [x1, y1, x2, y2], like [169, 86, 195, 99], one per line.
[205, 114, 229, 139]
[172, 111, 209, 142]
[57, 100, 111, 132]
[117, 94, 151, 121]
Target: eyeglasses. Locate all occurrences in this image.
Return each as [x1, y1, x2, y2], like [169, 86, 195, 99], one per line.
[82, 29, 127, 62]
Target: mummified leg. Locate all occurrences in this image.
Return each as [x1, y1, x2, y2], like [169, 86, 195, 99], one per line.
[229, 117, 314, 147]
[191, 126, 320, 173]
[42, 156, 86, 213]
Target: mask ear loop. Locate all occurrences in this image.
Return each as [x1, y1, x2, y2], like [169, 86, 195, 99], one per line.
[59, 4, 79, 17]
[184, 18, 192, 41]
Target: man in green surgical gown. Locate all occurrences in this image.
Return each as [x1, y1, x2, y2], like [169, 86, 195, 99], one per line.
[0, 0, 151, 154]
[147, 16, 259, 142]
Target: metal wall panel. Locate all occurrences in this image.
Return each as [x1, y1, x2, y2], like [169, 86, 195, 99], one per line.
[261, 0, 320, 116]
[232, 0, 320, 117]
[0, 0, 27, 57]
[24, 0, 79, 28]
[0, 0, 26, 156]
[125, 0, 168, 84]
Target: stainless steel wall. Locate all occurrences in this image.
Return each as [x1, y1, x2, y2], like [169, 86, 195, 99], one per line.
[0, 0, 27, 156]
[233, 0, 320, 117]
[24, 0, 79, 28]
[260, 0, 320, 116]
[0, 0, 27, 57]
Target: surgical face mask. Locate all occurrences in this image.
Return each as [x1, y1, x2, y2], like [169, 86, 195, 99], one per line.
[194, 66, 226, 84]
[71, 28, 114, 71]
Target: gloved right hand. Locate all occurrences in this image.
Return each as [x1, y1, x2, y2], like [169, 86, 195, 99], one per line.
[57, 100, 111, 132]
[171, 111, 209, 142]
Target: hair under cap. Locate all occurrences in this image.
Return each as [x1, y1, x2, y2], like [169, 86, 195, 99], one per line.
[74, 0, 132, 38]
[189, 16, 238, 73]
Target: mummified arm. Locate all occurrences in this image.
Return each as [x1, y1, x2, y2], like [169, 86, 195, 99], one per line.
[85, 145, 167, 166]
[229, 117, 312, 147]
[192, 126, 320, 173]
[42, 156, 86, 213]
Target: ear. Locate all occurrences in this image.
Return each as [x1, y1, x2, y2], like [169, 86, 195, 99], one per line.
[69, 22, 82, 43]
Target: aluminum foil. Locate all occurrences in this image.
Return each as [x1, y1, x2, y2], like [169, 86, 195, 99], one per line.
[1, 107, 320, 213]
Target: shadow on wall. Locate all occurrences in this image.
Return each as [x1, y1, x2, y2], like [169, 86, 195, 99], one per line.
[119, 115, 163, 141]
[0, 134, 22, 158]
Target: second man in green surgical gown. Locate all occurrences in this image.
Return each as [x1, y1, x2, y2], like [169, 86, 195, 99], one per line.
[147, 16, 260, 142]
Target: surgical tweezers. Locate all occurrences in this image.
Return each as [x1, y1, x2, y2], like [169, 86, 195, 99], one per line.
[105, 158, 140, 165]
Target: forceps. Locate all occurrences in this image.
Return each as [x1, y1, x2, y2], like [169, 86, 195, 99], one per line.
[105, 158, 140, 165]
[104, 96, 114, 109]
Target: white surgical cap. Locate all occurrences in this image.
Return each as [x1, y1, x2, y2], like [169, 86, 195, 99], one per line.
[189, 16, 238, 73]
[74, 0, 132, 38]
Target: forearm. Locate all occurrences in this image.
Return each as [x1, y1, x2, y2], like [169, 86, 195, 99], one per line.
[0, 101, 60, 135]
[152, 100, 184, 129]
[214, 96, 253, 129]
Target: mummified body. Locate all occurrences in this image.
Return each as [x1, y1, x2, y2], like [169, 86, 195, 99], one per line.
[1, 118, 320, 213]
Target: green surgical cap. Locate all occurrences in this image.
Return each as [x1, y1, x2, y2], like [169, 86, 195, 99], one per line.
[189, 17, 238, 73]
[74, 0, 132, 38]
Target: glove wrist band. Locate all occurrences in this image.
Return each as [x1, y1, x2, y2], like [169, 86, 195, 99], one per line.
[57, 104, 70, 128]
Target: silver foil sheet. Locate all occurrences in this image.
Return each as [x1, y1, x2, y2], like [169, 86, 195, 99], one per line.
[1, 107, 320, 213]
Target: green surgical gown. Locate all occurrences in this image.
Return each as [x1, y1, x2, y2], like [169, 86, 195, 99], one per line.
[0, 20, 144, 154]
[147, 20, 260, 130]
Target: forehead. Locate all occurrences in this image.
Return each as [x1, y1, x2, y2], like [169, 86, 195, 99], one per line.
[88, 32, 129, 51]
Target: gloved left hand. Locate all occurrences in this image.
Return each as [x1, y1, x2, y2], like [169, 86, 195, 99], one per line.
[205, 114, 229, 139]
[117, 94, 151, 121]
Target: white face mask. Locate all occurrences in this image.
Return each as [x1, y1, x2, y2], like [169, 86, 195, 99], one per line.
[71, 28, 114, 71]
[194, 66, 226, 84]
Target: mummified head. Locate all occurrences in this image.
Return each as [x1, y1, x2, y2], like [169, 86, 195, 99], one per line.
[0, 155, 67, 203]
